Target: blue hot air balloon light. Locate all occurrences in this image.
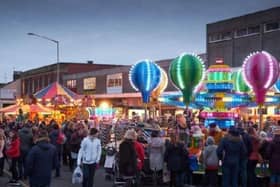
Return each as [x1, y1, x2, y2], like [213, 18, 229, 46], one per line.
[129, 60, 161, 103]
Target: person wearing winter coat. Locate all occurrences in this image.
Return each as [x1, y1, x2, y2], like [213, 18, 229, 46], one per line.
[69, 126, 85, 171]
[6, 130, 21, 184]
[203, 136, 219, 187]
[18, 124, 33, 179]
[164, 134, 189, 187]
[217, 126, 247, 187]
[119, 129, 138, 177]
[25, 129, 58, 187]
[247, 127, 261, 187]
[266, 129, 280, 187]
[148, 130, 165, 172]
[77, 128, 101, 187]
[0, 130, 5, 176]
[49, 123, 62, 177]
[148, 130, 165, 185]
[237, 122, 252, 187]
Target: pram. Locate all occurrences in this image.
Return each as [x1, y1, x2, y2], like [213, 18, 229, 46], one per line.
[104, 146, 117, 181]
[111, 154, 137, 187]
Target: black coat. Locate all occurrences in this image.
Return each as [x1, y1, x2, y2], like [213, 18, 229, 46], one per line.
[119, 139, 137, 176]
[164, 142, 189, 172]
[25, 140, 58, 186]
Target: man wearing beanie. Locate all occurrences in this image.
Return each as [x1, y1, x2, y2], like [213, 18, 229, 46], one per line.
[25, 129, 58, 187]
[217, 126, 247, 187]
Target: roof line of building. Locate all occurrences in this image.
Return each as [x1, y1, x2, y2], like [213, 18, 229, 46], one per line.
[207, 6, 280, 26]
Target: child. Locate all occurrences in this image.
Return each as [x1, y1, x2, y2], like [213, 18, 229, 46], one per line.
[203, 136, 219, 187]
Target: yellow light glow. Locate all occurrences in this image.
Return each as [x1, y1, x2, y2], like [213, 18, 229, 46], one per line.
[222, 97, 233, 102]
[100, 101, 110, 109]
[179, 97, 184, 102]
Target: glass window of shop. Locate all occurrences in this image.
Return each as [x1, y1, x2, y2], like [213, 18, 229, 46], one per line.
[106, 73, 123, 94]
[83, 77, 96, 90]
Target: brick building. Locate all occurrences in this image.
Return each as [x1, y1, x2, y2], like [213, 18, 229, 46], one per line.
[63, 54, 206, 116]
[20, 62, 127, 96]
[207, 7, 280, 67]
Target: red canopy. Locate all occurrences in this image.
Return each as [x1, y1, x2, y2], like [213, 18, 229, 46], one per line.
[0, 103, 52, 114]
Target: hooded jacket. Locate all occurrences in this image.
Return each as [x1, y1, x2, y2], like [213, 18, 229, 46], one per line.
[217, 134, 247, 166]
[203, 137, 219, 170]
[25, 139, 58, 186]
[18, 127, 33, 154]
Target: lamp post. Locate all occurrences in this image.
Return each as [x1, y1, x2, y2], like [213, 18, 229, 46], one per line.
[27, 32, 60, 83]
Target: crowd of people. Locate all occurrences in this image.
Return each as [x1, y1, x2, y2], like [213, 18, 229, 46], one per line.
[117, 112, 280, 187]
[0, 110, 280, 187]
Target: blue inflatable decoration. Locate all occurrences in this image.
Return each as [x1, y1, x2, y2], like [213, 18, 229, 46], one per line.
[129, 60, 161, 103]
[274, 78, 280, 93]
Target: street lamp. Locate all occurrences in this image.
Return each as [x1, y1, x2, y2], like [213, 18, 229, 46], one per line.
[27, 32, 60, 83]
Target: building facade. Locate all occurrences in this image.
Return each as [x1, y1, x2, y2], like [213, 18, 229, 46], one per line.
[20, 62, 127, 96]
[63, 54, 206, 117]
[207, 7, 280, 67]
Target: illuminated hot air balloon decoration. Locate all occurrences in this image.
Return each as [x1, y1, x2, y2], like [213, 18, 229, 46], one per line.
[232, 69, 251, 93]
[242, 51, 279, 127]
[129, 60, 161, 120]
[151, 67, 168, 99]
[169, 53, 206, 106]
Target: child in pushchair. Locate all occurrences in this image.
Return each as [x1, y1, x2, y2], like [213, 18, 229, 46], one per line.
[104, 146, 117, 181]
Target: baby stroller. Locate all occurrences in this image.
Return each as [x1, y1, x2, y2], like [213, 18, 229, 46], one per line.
[104, 146, 117, 181]
[112, 153, 137, 187]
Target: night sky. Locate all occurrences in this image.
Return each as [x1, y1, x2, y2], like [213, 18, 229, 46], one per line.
[0, 0, 279, 82]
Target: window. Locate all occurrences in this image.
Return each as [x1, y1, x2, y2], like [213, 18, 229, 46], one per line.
[208, 32, 231, 43]
[83, 77, 96, 90]
[221, 32, 231, 40]
[235, 25, 261, 38]
[107, 73, 122, 87]
[66, 80, 77, 89]
[265, 22, 279, 32]
[235, 28, 247, 37]
[248, 25, 260, 34]
[106, 73, 123, 94]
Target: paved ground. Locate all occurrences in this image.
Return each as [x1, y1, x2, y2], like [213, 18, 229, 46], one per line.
[0, 164, 199, 187]
[0, 165, 112, 187]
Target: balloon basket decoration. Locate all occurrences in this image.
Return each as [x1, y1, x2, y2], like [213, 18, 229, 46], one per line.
[129, 59, 161, 121]
[242, 51, 279, 129]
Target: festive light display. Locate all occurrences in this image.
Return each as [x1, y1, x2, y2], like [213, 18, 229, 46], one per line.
[242, 51, 279, 104]
[196, 60, 238, 128]
[129, 60, 161, 103]
[232, 69, 251, 93]
[151, 67, 168, 98]
[169, 53, 205, 105]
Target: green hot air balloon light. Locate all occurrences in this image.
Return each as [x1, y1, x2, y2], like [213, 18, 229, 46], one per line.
[169, 54, 206, 106]
[232, 69, 251, 93]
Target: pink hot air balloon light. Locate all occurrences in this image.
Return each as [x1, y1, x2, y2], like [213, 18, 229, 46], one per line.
[242, 51, 279, 104]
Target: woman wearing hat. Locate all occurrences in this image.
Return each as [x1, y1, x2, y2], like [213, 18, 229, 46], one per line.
[119, 129, 138, 177]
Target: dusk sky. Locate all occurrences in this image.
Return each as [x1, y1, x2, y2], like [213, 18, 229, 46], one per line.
[0, 0, 279, 82]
